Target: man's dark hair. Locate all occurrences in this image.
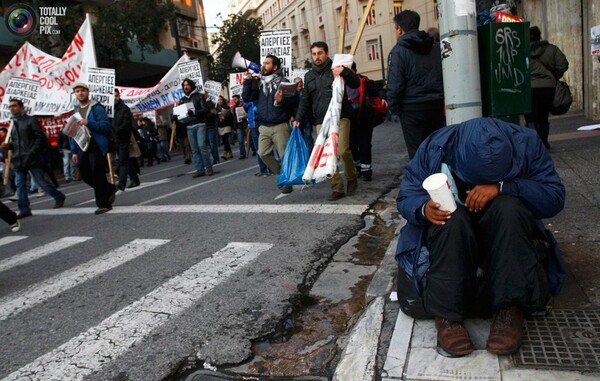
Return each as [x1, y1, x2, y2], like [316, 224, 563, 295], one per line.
[530, 26, 541, 42]
[9, 98, 23, 107]
[232, 94, 240, 99]
[114, 88, 120, 94]
[394, 10, 420, 32]
[310, 41, 329, 53]
[181, 78, 196, 91]
[265, 54, 281, 70]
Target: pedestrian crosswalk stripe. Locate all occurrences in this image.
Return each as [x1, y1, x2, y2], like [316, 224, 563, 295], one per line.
[32, 203, 369, 216]
[0, 236, 27, 248]
[0, 238, 169, 321]
[0, 236, 93, 273]
[2, 242, 272, 381]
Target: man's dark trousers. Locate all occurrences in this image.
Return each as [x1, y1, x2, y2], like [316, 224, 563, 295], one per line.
[117, 142, 139, 189]
[423, 196, 551, 321]
[400, 101, 445, 159]
[79, 142, 114, 208]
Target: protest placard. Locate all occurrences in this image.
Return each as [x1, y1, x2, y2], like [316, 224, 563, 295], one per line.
[291, 68, 309, 82]
[63, 112, 91, 151]
[229, 72, 245, 98]
[592, 25, 600, 56]
[178, 60, 204, 92]
[204, 80, 222, 103]
[260, 29, 292, 79]
[85, 67, 115, 117]
[0, 77, 41, 121]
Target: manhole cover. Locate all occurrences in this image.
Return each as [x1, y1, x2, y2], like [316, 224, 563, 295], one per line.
[515, 309, 600, 370]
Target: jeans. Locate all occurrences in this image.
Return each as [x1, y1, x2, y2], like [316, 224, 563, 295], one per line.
[251, 128, 268, 174]
[158, 140, 171, 160]
[237, 127, 247, 157]
[207, 127, 220, 163]
[15, 166, 65, 213]
[62, 149, 75, 180]
[187, 123, 213, 173]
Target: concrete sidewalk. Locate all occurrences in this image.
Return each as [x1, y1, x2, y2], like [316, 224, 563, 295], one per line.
[335, 112, 600, 381]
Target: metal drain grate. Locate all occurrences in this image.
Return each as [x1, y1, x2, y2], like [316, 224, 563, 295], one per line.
[515, 309, 600, 371]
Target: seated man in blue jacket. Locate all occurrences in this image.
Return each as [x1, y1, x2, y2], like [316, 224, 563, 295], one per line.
[396, 118, 565, 357]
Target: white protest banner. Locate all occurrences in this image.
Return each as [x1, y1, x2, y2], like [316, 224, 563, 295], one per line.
[260, 29, 292, 79]
[0, 15, 97, 119]
[303, 54, 354, 182]
[0, 77, 41, 121]
[86, 67, 115, 117]
[204, 80, 222, 103]
[178, 60, 204, 92]
[117, 54, 190, 114]
[229, 72, 245, 98]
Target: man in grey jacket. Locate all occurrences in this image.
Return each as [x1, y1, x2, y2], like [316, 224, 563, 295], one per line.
[525, 26, 569, 149]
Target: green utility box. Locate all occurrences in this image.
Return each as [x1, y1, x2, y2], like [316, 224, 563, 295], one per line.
[478, 22, 531, 119]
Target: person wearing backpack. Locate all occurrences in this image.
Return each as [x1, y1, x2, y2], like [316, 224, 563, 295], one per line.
[348, 63, 387, 181]
[525, 26, 569, 150]
[71, 82, 116, 215]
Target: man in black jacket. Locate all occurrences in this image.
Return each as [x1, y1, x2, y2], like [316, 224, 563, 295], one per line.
[387, 10, 445, 159]
[3, 98, 65, 218]
[243, 54, 298, 194]
[113, 88, 140, 191]
[177, 78, 212, 177]
[294, 41, 360, 201]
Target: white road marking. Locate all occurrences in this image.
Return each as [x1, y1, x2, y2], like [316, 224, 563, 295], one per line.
[0, 238, 169, 321]
[0, 236, 27, 248]
[2, 242, 272, 381]
[0, 236, 93, 273]
[76, 178, 173, 206]
[32, 203, 369, 216]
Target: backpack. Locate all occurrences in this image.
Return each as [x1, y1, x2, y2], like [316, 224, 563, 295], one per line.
[358, 76, 387, 127]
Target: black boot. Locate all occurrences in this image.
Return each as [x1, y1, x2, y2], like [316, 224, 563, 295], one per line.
[362, 169, 372, 181]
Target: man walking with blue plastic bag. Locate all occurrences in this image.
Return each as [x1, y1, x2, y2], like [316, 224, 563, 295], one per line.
[242, 54, 298, 194]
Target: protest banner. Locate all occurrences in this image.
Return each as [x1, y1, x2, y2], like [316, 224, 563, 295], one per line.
[260, 29, 292, 79]
[229, 72, 245, 98]
[85, 67, 115, 117]
[592, 25, 600, 56]
[0, 15, 97, 119]
[204, 80, 222, 103]
[0, 77, 41, 121]
[303, 54, 354, 182]
[178, 60, 204, 92]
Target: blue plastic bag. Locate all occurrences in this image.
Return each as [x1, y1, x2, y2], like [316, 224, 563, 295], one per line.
[277, 126, 312, 187]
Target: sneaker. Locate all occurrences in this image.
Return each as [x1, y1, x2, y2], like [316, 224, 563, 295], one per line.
[94, 206, 112, 215]
[255, 172, 268, 177]
[280, 185, 293, 194]
[36, 191, 46, 198]
[8, 194, 18, 202]
[206, 167, 214, 176]
[17, 211, 32, 219]
[10, 220, 21, 232]
[192, 171, 206, 178]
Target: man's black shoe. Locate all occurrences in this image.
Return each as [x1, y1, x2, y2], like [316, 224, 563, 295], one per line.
[328, 191, 345, 201]
[280, 185, 293, 194]
[94, 206, 112, 215]
[128, 181, 140, 188]
[238, 155, 246, 160]
[193, 171, 206, 178]
[17, 211, 32, 219]
[184, 159, 192, 165]
[53, 198, 65, 209]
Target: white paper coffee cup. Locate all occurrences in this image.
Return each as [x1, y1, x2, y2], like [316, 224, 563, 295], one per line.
[422, 173, 457, 213]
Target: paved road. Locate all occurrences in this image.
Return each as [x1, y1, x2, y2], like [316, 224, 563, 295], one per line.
[0, 122, 408, 380]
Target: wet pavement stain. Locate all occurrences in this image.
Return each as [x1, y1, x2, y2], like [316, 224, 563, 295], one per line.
[219, 199, 399, 379]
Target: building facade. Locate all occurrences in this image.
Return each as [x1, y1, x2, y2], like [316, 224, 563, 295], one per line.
[227, 0, 600, 120]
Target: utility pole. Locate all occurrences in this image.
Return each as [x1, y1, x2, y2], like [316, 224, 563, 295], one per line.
[338, 0, 348, 53]
[437, 0, 482, 124]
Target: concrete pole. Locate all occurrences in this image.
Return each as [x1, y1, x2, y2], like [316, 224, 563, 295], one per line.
[438, 0, 482, 124]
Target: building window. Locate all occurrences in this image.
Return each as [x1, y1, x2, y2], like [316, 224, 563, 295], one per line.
[393, 1, 403, 15]
[366, 39, 380, 61]
[317, 0, 324, 13]
[363, 5, 376, 25]
[320, 26, 326, 41]
[291, 15, 296, 29]
[301, 7, 306, 26]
